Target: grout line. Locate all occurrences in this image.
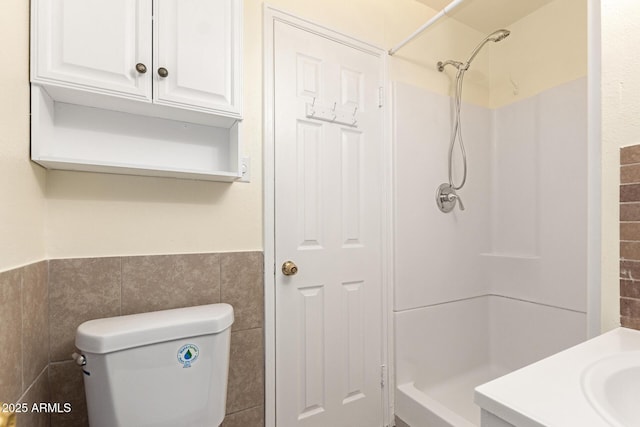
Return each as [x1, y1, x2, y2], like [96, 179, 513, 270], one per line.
[46, 259, 51, 368]
[49, 359, 76, 367]
[17, 364, 48, 404]
[225, 403, 264, 417]
[119, 256, 123, 316]
[20, 265, 25, 396]
[219, 253, 223, 303]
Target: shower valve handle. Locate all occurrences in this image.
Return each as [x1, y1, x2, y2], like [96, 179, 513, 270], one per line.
[436, 183, 465, 213]
[447, 192, 465, 211]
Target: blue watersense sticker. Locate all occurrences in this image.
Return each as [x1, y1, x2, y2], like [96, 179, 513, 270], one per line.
[177, 344, 200, 368]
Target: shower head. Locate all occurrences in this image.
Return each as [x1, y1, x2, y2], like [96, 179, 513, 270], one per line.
[437, 29, 511, 73]
[465, 29, 511, 66]
[488, 29, 511, 43]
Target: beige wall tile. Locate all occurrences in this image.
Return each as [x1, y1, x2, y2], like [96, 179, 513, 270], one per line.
[18, 367, 51, 427]
[620, 260, 640, 279]
[621, 184, 640, 202]
[226, 328, 264, 414]
[621, 163, 640, 184]
[620, 241, 640, 261]
[23, 261, 49, 388]
[622, 150, 640, 330]
[122, 253, 220, 315]
[44, 252, 264, 427]
[49, 361, 88, 427]
[620, 297, 640, 319]
[621, 222, 640, 241]
[621, 145, 640, 165]
[221, 405, 264, 427]
[0, 268, 23, 402]
[221, 252, 263, 331]
[621, 279, 640, 299]
[49, 258, 121, 362]
[622, 316, 640, 330]
[620, 203, 640, 221]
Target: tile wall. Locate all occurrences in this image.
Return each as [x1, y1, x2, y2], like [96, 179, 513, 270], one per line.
[0, 262, 50, 427]
[0, 252, 264, 427]
[620, 145, 640, 330]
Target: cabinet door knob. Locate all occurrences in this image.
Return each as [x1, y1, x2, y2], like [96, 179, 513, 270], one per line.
[135, 63, 147, 74]
[157, 67, 169, 78]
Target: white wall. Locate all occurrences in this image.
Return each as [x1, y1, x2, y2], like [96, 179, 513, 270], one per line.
[0, 0, 47, 271]
[392, 77, 588, 418]
[394, 77, 587, 314]
[0, 0, 604, 326]
[395, 296, 586, 387]
[600, 1, 640, 332]
[393, 82, 492, 311]
[488, 77, 588, 313]
[489, 0, 587, 109]
[42, 0, 487, 259]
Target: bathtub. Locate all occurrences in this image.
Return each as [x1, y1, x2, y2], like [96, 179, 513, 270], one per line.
[394, 295, 586, 426]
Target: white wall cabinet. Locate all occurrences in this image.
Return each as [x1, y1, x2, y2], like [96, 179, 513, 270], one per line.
[31, 0, 153, 102]
[30, 0, 243, 181]
[153, 0, 240, 116]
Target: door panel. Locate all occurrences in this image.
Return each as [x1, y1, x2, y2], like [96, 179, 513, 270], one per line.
[274, 21, 384, 427]
[32, 0, 152, 99]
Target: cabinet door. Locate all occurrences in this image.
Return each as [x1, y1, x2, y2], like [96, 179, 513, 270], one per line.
[153, 0, 242, 117]
[31, 0, 152, 101]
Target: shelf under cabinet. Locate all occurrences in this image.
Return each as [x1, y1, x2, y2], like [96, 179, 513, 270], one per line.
[31, 85, 241, 182]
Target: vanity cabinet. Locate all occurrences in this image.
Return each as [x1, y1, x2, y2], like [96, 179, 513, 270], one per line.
[30, 0, 243, 181]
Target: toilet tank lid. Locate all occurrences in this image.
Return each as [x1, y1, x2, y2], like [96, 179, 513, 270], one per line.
[75, 303, 234, 354]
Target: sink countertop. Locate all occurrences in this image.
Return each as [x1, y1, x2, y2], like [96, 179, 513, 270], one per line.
[474, 327, 640, 427]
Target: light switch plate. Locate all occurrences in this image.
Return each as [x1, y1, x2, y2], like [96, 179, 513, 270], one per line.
[238, 157, 251, 183]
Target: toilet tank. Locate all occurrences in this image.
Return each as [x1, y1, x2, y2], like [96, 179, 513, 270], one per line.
[75, 303, 234, 427]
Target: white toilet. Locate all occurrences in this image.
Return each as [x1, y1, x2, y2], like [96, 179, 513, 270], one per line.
[74, 303, 234, 427]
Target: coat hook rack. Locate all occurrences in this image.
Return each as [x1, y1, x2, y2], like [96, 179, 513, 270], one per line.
[305, 99, 359, 128]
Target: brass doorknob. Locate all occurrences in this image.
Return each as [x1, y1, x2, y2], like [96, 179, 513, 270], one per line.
[282, 261, 298, 276]
[157, 67, 169, 78]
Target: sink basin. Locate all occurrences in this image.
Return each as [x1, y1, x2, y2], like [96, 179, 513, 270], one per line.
[582, 351, 640, 427]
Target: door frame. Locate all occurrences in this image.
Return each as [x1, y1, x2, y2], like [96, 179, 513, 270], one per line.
[263, 5, 394, 426]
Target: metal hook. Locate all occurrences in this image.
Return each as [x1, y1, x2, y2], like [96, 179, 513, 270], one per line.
[309, 97, 316, 116]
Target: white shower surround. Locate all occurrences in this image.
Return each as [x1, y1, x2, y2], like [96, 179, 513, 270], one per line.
[393, 78, 588, 426]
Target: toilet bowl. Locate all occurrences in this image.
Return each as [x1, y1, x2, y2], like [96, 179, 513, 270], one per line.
[75, 303, 234, 427]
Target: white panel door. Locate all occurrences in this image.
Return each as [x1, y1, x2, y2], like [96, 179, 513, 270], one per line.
[274, 21, 384, 427]
[32, 0, 152, 100]
[153, 0, 241, 116]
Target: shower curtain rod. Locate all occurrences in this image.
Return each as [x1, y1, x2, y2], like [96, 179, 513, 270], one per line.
[388, 0, 465, 56]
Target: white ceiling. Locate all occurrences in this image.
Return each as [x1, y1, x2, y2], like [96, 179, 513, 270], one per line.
[414, 0, 555, 33]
